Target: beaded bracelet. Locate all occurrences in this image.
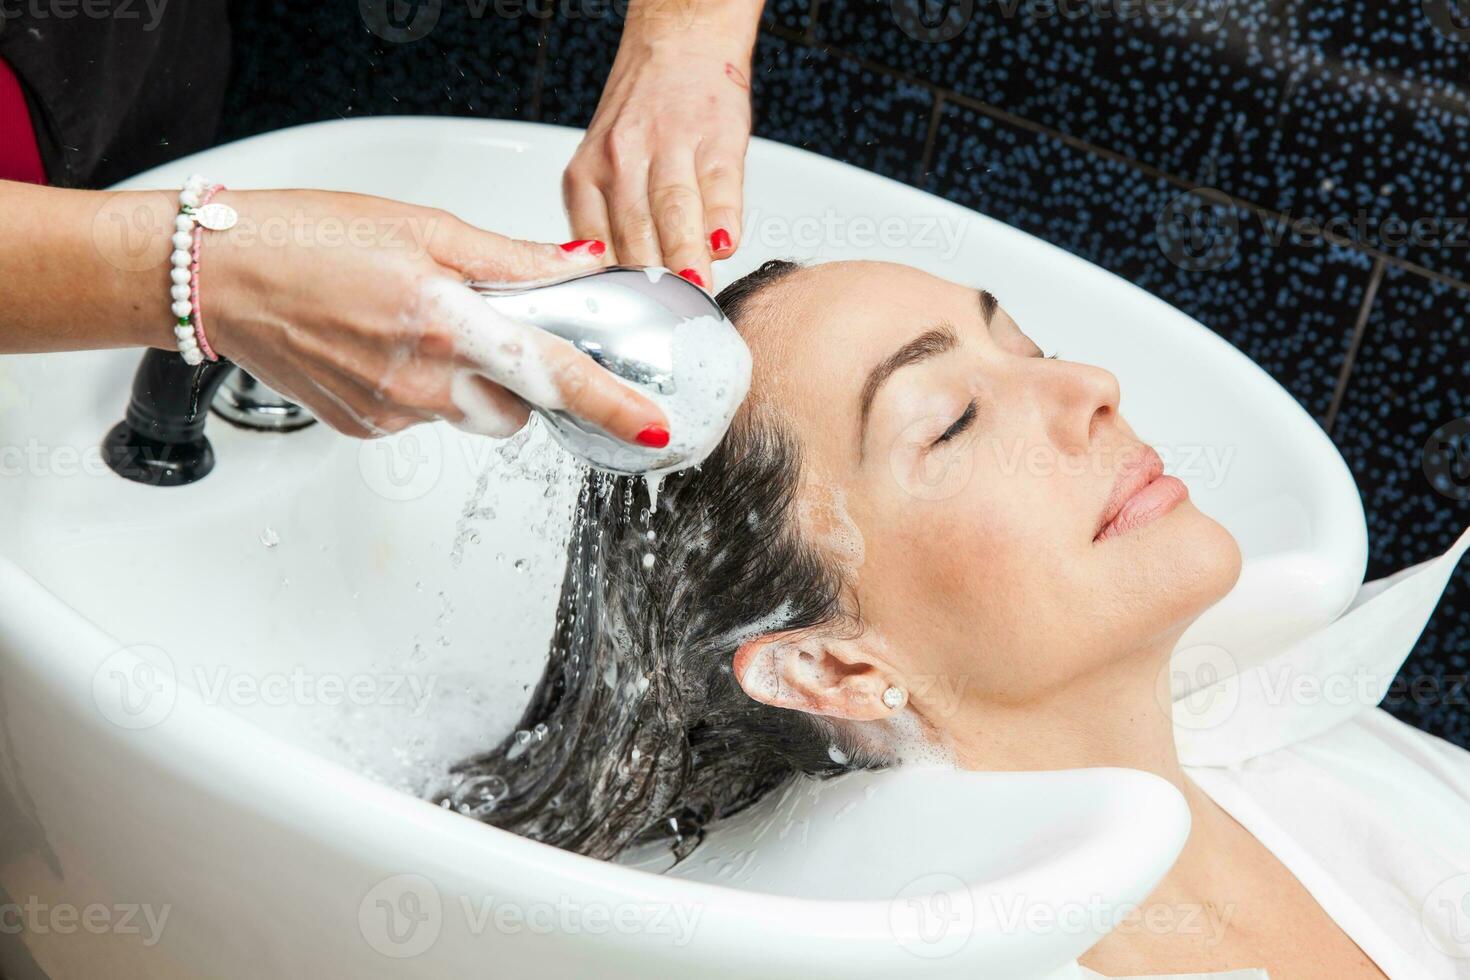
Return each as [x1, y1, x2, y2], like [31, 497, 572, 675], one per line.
[169, 175, 236, 365]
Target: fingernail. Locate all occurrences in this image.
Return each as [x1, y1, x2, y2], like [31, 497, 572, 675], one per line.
[635, 424, 671, 448]
[561, 239, 606, 256]
[677, 268, 705, 287]
[710, 228, 732, 254]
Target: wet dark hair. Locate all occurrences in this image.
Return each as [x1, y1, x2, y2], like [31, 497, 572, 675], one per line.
[437, 260, 887, 859]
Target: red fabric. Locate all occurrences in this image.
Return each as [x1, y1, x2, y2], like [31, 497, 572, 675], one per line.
[0, 55, 46, 184]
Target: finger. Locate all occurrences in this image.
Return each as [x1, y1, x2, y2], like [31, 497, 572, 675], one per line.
[445, 373, 532, 438]
[432, 214, 608, 284]
[603, 159, 663, 269]
[649, 150, 711, 290]
[698, 140, 747, 271]
[268, 363, 384, 438]
[333, 347, 534, 440]
[563, 168, 615, 262]
[422, 277, 668, 447]
[532, 331, 671, 448]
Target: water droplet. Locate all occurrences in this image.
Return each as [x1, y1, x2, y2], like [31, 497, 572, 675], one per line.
[642, 553, 655, 569]
[451, 774, 509, 817]
[259, 527, 279, 548]
[513, 559, 527, 572]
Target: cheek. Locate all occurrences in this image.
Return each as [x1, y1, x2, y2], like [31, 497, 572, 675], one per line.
[856, 456, 1110, 696]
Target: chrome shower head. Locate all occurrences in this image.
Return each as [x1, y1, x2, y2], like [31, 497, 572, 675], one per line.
[470, 266, 752, 476]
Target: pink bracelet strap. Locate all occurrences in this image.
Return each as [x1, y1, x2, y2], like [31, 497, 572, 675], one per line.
[189, 183, 225, 362]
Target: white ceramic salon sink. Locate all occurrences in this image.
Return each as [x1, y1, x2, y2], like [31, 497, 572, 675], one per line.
[0, 117, 1367, 979]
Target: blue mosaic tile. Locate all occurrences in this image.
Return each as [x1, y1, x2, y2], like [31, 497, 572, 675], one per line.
[925, 101, 1372, 422]
[765, 0, 814, 34]
[1236, 2, 1470, 283]
[815, 0, 1299, 191]
[537, 8, 623, 127]
[1331, 267, 1470, 746]
[220, 1, 545, 142]
[749, 34, 935, 180]
[1292, 0, 1470, 90]
[540, 21, 934, 179]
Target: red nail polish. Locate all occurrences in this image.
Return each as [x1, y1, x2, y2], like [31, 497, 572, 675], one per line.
[561, 239, 606, 256]
[710, 228, 732, 254]
[635, 424, 671, 448]
[677, 268, 705, 288]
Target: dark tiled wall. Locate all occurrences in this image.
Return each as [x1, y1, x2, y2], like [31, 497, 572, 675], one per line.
[221, 0, 1470, 746]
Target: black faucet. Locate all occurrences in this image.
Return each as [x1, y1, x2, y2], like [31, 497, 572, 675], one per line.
[102, 349, 237, 487]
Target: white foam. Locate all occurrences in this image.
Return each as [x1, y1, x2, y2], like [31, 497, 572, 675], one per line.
[879, 708, 957, 770]
[448, 373, 523, 438]
[641, 312, 752, 479]
[797, 483, 865, 578]
[417, 277, 567, 434]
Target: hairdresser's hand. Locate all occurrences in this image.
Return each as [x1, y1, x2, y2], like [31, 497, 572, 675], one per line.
[563, 0, 761, 290]
[190, 189, 669, 444]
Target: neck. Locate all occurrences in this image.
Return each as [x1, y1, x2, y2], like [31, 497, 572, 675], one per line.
[930, 633, 1246, 899]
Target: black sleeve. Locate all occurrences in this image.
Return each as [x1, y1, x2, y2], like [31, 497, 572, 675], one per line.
[0, 0, 231, 188]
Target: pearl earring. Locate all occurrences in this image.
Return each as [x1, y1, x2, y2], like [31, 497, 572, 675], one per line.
[881, 686, 907, 709]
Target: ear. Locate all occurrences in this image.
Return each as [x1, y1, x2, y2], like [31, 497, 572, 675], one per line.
[732, 629, 896, 722]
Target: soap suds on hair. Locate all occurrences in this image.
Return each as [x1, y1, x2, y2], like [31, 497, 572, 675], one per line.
[640, 312, 752, 478]
[797, 482, 865, 579]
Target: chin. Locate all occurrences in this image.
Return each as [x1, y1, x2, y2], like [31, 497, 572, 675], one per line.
[1107, 499, 1243, 640]
[1167, 501, 1244, 625]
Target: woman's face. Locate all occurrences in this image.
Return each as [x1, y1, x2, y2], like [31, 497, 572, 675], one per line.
[734, 261, 1241, 733]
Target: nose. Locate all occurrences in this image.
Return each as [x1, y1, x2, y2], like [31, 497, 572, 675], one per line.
[1039, 360, 1121, 455]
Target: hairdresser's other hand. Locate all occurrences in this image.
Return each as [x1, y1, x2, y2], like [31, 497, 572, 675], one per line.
[562, 0, 762, 290]
[190, 189, 669, 445]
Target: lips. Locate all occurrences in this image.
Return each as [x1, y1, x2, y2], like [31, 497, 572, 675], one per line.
[1093, 445, 1188, 543]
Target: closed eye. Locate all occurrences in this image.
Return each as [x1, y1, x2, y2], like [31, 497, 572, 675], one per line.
[935, 400, 977, 445]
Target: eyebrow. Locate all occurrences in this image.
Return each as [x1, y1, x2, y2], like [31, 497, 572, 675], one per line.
[855, 291, 999, 455]
[857, 324, 959, 453]
[978, 288, 998, 324]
